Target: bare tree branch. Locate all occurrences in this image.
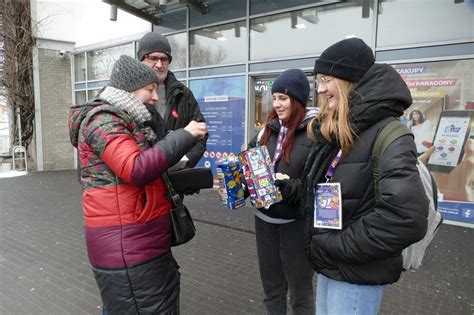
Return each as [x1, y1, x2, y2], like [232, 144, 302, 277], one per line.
[0, 0, 35, 149]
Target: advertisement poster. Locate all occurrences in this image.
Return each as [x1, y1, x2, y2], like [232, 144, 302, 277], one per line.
[393, 60, 474, 226]
[190, 76, 245, 179]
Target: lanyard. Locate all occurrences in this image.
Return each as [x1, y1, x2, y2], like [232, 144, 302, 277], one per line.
[325, 149, 342, 183]
[273, 123, 287, 164]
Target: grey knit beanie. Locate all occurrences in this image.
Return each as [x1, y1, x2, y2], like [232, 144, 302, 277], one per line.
[314, 38, 375, 83]
[137, 32, 172, 62]
[271, 69, 310, 107]
[108, 55, 160, 92]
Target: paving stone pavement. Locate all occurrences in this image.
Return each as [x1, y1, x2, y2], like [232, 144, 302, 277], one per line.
[0, 170, 472, 315]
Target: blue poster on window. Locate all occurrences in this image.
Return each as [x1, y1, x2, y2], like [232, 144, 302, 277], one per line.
[190, 76, 245, 177]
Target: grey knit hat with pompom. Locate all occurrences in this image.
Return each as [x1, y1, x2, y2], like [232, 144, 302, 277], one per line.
[108, 55, 160, 92]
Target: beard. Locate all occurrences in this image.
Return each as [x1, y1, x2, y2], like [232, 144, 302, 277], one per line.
[156, 69, 168, 83]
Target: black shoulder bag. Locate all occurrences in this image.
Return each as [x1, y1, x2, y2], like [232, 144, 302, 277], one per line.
[162, 172, 196, 246]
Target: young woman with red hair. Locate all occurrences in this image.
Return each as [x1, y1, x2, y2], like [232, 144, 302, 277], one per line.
[247, 69, 316, 314]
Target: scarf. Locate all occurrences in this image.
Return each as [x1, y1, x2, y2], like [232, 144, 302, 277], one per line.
[300, 119, 340, 215]
[100, 86, 157, 143]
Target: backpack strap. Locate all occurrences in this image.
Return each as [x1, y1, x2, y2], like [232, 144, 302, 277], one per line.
[372, 120, 413, 198]
[430, 171, 438, 210]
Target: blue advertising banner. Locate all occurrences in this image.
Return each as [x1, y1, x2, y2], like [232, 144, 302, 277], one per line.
[190, 76, 246, 177]
[439, 201, 473, 224]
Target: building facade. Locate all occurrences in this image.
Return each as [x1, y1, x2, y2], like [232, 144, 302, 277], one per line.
[64, 0, 474, 224]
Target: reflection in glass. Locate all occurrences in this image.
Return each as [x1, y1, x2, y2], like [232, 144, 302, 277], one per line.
[88, 89, 100, 99]
[74, 53, 86, 82]
[254, 78, 274, 129]
[254, 75, 315, 128]
[190, 21, 247, 67]
[75, 91, 87, 105]
[250, 0, 321, 15]
[377, 0, 473, 48]
[168, 33, 187, 70]
[87, 43, 134, 81]
[155, 7, 186, 32]
[250, 3, 372, 61]
[189, 0, 246, 27]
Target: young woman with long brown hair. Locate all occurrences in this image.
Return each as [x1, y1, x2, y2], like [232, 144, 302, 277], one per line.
[276, 38, 428, 314]
[248, 69, 316, 314]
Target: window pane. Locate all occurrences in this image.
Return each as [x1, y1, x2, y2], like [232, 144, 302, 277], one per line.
[250, 0, 327, 15]
[154, 7, 186, 32]
[189, 0, 246, 28]
[87, 43, 134, 81]
[254, 78, 274, 129]
[88, 89, 100, 99]
[377, 0, 473, 48]
[75, 91, 87, 105]
[190, 21, 247, 67]
[74, 53, 86, 82]
[168, 33, 187, 70]
[250, 4, 373, 61]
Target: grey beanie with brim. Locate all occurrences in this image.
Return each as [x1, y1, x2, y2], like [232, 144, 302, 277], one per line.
[137, 32, 172, 62]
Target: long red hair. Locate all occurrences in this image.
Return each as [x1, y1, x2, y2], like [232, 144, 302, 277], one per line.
[259, 99, 306, 165]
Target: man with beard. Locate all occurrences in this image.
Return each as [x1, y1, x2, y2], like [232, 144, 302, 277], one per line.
[137, 32, 208, 169]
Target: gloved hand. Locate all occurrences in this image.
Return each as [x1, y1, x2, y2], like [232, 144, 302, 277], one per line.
[274, 178, 301, 204]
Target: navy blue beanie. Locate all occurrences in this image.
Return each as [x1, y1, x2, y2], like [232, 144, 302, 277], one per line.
[271, 69, 309, 107]
[314, 38, 375, 83]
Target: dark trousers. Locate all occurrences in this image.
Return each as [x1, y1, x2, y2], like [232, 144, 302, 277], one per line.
[255, 217, 314, 315]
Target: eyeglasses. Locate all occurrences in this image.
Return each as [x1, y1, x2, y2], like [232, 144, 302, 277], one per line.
[316, 76, 334, 89]
[145, 54, 170, 65]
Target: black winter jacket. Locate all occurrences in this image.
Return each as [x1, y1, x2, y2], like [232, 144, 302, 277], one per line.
[248, 112, 315, 219]
[163, 71, 208, 167]
[305, 64, 429, 285]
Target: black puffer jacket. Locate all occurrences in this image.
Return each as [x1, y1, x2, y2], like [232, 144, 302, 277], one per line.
[248, 112, 315, 219]
[163, 71, 208, 167]
[304, 64, 428, 285]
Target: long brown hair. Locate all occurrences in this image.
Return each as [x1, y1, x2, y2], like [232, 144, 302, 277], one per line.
[308, 78, 356, 155]
[259, 99, 306, 164]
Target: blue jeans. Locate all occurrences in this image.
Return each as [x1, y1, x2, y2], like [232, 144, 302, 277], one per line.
[316, 274, 386, 315]
[255, 217, 314, 315]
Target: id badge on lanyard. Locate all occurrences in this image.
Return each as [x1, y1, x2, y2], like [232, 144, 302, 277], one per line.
[314, 150, 343, 230]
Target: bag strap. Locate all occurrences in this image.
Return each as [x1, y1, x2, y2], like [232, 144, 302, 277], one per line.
[372, 120, 413, 198]
[430, 171, 438, 210]
[162, 172, 183, 207]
